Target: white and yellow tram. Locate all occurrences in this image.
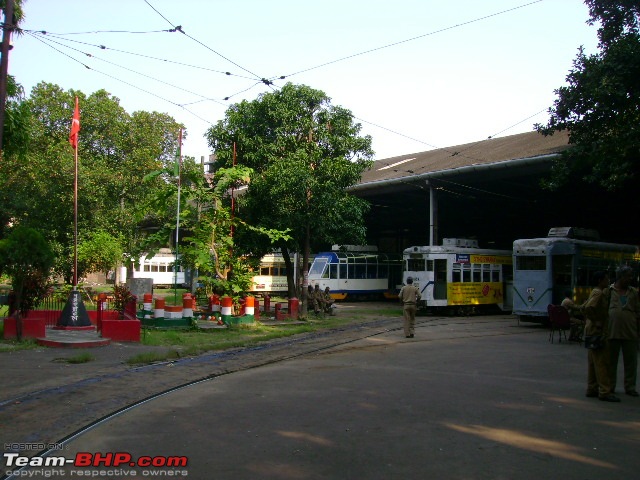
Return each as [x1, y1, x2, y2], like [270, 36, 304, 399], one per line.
[250, 252, 315, 296]
[250, 252, 290, 295]
[402, 238, 512, 315]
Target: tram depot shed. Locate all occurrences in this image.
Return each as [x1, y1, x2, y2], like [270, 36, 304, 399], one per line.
[351, 130, 640, 252]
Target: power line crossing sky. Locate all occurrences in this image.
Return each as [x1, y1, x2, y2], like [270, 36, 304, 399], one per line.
[10, 0, 598, 161]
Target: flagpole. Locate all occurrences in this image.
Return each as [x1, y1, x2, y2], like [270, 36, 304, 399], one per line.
[174, 129, 182, 300]
[58, 96, 91, 328]
[73, 137, 78, 289]
[70, 96, 80, 289]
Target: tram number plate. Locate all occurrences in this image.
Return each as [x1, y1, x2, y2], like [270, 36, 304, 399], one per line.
[526, 287, 535, 294]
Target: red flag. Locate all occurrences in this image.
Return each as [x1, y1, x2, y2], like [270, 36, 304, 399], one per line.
[69, 97, 80, 148]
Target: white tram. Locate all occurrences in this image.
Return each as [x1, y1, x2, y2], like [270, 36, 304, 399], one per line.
[130, 248, 186, 287]
[402, 238, 513, 315]
[250, 252, 315, 296]
[513, 227, 640, 323]
[308, 245, 402, 300]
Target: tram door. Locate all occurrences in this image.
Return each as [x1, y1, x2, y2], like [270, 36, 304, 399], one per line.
[552, 254, 573, 304]
[433, 259, 448, 300]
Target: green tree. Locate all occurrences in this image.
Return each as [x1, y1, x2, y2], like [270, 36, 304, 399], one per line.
[206, 83, 373, 312]
[144, 154, 290, 298]
[0, 83, 183, 281]
[77, 230, 123, 279]
[537, 0, 640, 190]
[0, 226, 54, 340]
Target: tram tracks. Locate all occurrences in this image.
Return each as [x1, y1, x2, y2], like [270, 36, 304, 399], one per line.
[1, 314, 535, 471]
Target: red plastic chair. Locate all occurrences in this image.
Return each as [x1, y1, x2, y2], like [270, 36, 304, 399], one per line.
[547, 304, 571, 343]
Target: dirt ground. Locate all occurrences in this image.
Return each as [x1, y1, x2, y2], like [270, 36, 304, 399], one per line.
[0, 302, 410, 452]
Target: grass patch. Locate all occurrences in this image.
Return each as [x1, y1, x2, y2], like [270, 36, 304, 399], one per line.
[53, 352, 95, 364]
[126, 349, 181, 366]
[0, 337, 40, 352]
[125, 303, 400, 366]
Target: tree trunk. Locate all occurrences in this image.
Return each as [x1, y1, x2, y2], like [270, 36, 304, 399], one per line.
[301, 224, 310, 316]
[280, 246, 296, 299]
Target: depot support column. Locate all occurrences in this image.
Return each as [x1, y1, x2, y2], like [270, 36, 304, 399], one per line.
[427, 180, 438, 247]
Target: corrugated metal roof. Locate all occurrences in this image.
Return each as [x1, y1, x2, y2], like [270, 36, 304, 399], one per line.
[357, 130, 569, 187]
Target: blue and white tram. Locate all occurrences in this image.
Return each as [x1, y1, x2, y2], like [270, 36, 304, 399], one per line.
[308, 246, 402, 300]
[402, 238, 513, 314]
[512, 227, 640, 323]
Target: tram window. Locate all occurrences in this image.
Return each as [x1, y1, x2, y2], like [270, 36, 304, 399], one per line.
[472, 265, 481, 282]
[407, 259, 425, 271]
[354, 264, 366, 279]
[329, 264, 338, 279]
[482, 265, 491, 282]
[322, 266, 330, 278]
[144, 264, 151, 272]
[368, 265, 377, 279]
[552, 255, 572, 286]
[516, 256, 546, 270]
[427, 260, 434, 272]
[159, 265, 166, 272]
[309, 258, 328, 276]
[260, 266, 269, 275]
[379, 264, 388, 278]
[340, 263, 348, 279]
[452, 263, 461, 283]
[463, 264, 471, 282]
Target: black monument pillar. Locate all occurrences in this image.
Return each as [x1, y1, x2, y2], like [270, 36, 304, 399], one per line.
[57, 289, 92, 327]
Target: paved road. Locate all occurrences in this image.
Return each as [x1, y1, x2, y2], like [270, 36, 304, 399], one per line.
[3, 315, 640, 480]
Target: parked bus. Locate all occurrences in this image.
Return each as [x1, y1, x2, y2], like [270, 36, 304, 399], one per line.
[402, 238, 513, 315]
[512, 227, 640, 323]
[308, 245, 402, 300]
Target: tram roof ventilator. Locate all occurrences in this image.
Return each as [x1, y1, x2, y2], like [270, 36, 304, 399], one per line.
[547, 227, 600, 241]
[331, 244, 378, 252]
[442, 238, 479, 248]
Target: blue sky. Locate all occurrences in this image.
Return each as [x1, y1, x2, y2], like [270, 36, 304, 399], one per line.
[10, 0, 599, 161]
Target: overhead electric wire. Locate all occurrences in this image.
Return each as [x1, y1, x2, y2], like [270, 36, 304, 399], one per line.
[27, 32, 215, 126]
[26, 29, 258, 81]
[354, 116, 440, 151]
[25, 29, 176, 35]
[143, 0, 266, 83]
[273, 0, 544, 80]
[486, 108, 548, 139]
[27, 31, 232, 107]
[22, 0, 550, 170]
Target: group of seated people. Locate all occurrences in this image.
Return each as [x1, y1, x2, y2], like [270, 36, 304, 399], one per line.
[561, 290, 586, 341]
[307, 284, 335, 314]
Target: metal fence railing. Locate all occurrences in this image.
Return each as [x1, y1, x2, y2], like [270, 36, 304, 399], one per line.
[1, 289, 117, 328]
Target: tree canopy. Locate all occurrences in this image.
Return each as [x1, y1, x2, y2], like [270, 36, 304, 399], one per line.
[537, 0, 640, 190]
[206, 83, 374, 300]
[0, 82, 184, 281]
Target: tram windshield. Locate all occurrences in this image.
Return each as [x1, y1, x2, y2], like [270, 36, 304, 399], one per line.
[309, 257, 329, 276]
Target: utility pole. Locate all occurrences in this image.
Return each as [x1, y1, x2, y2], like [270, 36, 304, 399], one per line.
[0, 0, 15, 152]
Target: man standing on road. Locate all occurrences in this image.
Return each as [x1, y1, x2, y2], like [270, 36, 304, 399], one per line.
[608, 265, 640, 397]
[399, 277, 421, 338]
[584, 271, 619, 402]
